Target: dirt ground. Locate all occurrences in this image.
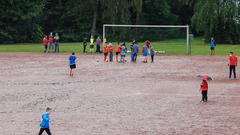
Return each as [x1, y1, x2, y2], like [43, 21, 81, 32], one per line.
[0, 53, 239, 135]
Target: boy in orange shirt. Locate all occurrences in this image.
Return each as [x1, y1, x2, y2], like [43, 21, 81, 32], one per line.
[103, 42, 108, 61]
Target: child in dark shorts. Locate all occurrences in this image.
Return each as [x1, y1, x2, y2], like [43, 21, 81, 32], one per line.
[69, 52, 76, 76]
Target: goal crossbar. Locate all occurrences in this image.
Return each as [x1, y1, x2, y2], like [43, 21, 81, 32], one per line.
[103, 24, 190, 54]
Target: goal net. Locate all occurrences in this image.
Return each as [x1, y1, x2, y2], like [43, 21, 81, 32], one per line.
[103, 24, 190, 55]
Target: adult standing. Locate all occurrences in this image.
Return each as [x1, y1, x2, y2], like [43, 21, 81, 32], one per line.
[90, 35, 94, 53]
[54, 33, 60, 53]
[229, 52, 238, 79]
[210, 37, 216, 55]
[83, 37, 88, 53]
[96, 36, 101, 53]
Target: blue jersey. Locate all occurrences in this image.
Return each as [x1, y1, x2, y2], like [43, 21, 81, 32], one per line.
[210, 39, 216, 48]
[133, 44, 139, 53]
[120, 46, 126, 56]
[69, 55, 76, 65]
[40, 113, 50, 128]
[150, 47, 155, 56]
[142, 45, 148, 56]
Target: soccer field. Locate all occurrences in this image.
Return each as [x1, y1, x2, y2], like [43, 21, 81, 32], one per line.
[0, 38, 239, 55]
[0, 53, 239, 134]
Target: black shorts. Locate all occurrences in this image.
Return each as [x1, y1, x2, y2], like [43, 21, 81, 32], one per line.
[210, 47, 215, 50]
[116, 52, 120, 55]
[104, 53, 108, 56]
[70, 64, 76, 69]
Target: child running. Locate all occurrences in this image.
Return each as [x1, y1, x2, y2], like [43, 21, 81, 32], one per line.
[200, 76, 208, 102]
[69, 52, 77, 76]
[38, 107, 52, 135]
[103, 42, 108, 62]
[229, 52, 238, 79]
[115, 42, 121, 62]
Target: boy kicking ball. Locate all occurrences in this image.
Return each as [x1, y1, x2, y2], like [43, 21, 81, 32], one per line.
[69, 52, 77, 76]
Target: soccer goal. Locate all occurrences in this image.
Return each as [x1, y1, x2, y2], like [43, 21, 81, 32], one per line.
[103, 24, 190, 55]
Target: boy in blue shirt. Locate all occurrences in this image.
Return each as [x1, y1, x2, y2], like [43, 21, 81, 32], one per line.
[210, 37, 216, 55]
[132, 42, 139, 62]
[38, 107, 52, 135]
[69, 52, 77, 76]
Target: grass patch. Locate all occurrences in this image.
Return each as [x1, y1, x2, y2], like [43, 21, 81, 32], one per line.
[0, 38, 239, 55]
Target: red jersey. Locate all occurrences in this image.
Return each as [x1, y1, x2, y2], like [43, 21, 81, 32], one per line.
[42, 37, 48, 45]
[48, 37, 54, 43]
[108, 44, 114, 52]
[201, 81, 208, 91]
[229, 54, 238, 66]
[116, 44, 121, 53]
[103, 45, 108, 53]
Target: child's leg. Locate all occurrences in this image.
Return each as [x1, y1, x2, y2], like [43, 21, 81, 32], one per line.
[233, 66, 236, 78]
[45, 128, 52, 135]
[116, 54, 118, 62]
[134, 53, 137, 62]
[201, 91, 204, 101]
[70, 69, 72, 76]
[151, 55, 154, 62]
[205, 91, 208, 102]
[38, 128, 45, 135]
[229, 66, 233, 78]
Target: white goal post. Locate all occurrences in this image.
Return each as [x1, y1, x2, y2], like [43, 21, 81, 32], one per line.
[103, 24, 190, 54]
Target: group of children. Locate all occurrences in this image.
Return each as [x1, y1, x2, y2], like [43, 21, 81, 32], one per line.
[42, 32, 60, 53]
[103, 40, 155, 63]
[199, 51, 238, 103]
[37, 51, 238, 135]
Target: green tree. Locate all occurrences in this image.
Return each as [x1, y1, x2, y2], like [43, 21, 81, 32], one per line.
[0, 0, 45, 43]
[192, 0, 240, 43]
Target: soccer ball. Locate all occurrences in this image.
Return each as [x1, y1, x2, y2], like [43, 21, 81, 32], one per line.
[106, 59, 108, 62]
[96, 59, 99, 62]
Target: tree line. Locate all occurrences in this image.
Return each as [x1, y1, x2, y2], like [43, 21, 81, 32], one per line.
[0, 0, 239, 44]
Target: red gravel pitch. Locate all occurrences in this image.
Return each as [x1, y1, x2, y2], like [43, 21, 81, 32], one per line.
[0, 53, 239, 135]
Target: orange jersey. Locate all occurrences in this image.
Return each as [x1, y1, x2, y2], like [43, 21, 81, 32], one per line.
[229, 55, 238, 66]
[201, 81, 208, 91]
[108, 44, 114, 51]
[103, 45, 108, 53]
[116, 44, 121, 53]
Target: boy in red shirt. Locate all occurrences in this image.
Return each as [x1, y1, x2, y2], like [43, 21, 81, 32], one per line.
[229, 52, 238, 79]
[200, 76, 208, 102]
[42, 35, 48, 53]
[103, 42, 108, 62]
[116, 42, 121, 62]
